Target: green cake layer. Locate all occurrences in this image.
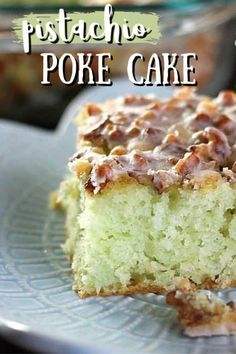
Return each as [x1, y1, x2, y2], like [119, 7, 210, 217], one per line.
[58, 176, 236, 297]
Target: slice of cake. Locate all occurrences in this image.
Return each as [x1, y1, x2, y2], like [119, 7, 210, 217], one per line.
[166, 290, 236, 337]
[56, 88, 236, 298]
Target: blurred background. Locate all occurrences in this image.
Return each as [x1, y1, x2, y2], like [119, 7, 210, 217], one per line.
[0, 0, 235, 353]
[0, 0, 235, 131]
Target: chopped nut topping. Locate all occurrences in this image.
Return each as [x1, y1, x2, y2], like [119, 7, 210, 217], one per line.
[127, 126, 141, 138]
[86, 103, 102, 116]
[110, 146, 127, 155]
[109, 128, 124, 140]
[124, 95, 152, 105]
[70, 89, 236, 193]
[232, 162, 236, 173]
[197, 100, 217, 116]
[217, 91, 236, 106]
[190, 113, 212, 131]
[152, 170, 180, 193]
[175, 152, 200, 177]
[163, 133, 179, 144]
[75, 159, 92, 177]
[131, 151, 149, 168]
[205, 127, 231, 165]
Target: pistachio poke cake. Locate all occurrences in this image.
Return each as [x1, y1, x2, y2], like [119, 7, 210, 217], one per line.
[55, 88, 236, 298]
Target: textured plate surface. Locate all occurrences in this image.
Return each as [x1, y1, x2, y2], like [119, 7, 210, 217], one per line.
[1, 80, 236, 354]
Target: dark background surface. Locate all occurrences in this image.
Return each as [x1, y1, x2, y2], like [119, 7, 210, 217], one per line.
[1, 337, 34, 354]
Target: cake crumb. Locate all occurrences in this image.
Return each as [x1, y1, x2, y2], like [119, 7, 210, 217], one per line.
[166, 290, 236, 337]
[49, 190, 63, 210]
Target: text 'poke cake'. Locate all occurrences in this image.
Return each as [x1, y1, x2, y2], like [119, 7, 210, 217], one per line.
[54, 88, 236, 298]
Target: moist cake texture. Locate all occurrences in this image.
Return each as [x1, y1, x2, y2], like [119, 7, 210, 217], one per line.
[56, 88, 236, 298]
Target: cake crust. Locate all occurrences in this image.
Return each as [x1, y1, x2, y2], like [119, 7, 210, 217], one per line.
[76, 280, 236, 299]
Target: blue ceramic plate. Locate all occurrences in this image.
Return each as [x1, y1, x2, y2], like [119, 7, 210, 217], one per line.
[1, 79, 236, 354]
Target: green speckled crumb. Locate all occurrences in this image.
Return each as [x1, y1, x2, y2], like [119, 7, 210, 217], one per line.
[58, 176, 236, 297]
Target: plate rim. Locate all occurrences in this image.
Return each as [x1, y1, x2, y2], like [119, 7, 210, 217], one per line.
[0, 80, 174, 354]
